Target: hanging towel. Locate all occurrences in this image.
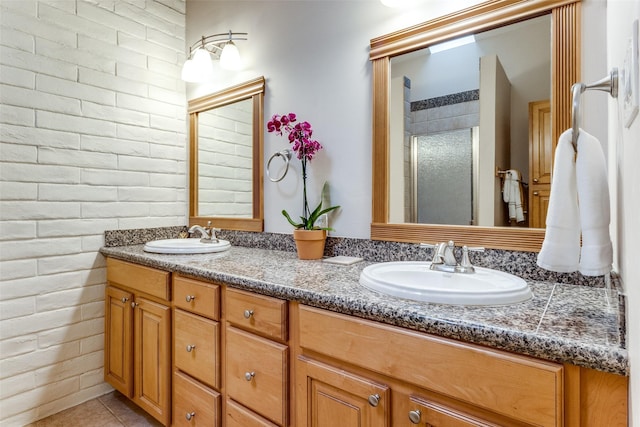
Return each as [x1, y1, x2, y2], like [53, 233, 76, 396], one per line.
[576, 129, 613, 276]
[503, 169, 525, 223]
[537, 129, 581, 272]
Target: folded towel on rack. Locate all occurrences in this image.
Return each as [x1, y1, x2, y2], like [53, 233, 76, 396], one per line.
[537, 128, 613, 276]
[537, 129, 581, 272]
[502, 169, 525, 223]
[576, 129, 613, 276]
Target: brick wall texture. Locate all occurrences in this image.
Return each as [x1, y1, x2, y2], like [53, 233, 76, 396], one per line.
[0, 0, 187, 424]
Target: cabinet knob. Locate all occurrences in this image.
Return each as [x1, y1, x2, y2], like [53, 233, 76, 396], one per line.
[186, 344, 196, 352]
[408, 409, 422, 424]
[243, 309, 254, 319]
[185, 295, 196, 302]
[131, 302, 138, 308]
[185, 411, 195, 421]
[367, 394, 380, 407]
[533, 178, 539, 183]
[121, 297, 128, 303]
[244, 371, 255, 381]
[534, 191, 539, 196]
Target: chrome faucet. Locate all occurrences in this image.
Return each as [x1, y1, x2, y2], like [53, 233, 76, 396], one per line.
[188, 221, 220, 243]
[420, 240, 484, 274]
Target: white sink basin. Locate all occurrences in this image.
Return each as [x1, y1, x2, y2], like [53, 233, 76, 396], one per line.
[360, 261, 532, 305]
[143, 238, 231, 254]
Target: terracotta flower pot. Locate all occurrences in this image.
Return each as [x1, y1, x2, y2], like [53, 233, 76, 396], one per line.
[293, 229, 327, 260]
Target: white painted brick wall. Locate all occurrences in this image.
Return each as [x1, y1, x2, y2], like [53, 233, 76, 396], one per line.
[0, 0, 187, 425]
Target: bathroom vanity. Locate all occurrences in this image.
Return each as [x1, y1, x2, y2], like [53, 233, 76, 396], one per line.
[101, 240, 628, 427]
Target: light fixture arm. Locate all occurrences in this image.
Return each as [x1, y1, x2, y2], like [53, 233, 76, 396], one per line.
[186, 31, 248, 59]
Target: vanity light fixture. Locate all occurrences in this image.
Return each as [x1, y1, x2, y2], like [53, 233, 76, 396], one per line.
[181, 30, 248, 82]
[428, 34, 476, 54]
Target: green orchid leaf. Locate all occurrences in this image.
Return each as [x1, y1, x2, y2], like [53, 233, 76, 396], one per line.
[281, 209, 304, 228]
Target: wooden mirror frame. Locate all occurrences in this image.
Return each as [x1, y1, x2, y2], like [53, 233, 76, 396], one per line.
[188, 76, 265, 231]
[370, 0, 581, 251]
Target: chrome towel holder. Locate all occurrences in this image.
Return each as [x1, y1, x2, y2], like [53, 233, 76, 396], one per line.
[266, 149, 292, 182]
[571, 68, 619, 151]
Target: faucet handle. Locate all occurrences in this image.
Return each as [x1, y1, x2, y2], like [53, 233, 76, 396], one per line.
[460, 245, 485, 270]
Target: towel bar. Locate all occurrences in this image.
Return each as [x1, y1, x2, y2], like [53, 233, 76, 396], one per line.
[571, 68, 619, 151]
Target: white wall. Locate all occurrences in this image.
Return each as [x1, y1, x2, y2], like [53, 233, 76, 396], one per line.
[0, 0, 187, 424]
[607, 2, 640, 425]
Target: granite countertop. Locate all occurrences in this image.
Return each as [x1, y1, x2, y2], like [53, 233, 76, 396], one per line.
[99, 243, 628, 376]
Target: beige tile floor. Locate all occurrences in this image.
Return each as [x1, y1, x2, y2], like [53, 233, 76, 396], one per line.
[25, 391, 163, 427]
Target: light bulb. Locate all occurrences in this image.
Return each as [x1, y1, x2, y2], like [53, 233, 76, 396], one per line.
[181, 59, 200, 82]
[190, 48, 213, 81]
[220, 41, 241, 70]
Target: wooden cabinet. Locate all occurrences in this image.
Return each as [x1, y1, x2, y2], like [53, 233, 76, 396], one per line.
[225, 288, 289, 426]
[104, 258, 171, 426]
[529, 99, 552, 228]
[294, 304, 629, 427]
[172, 276, 221, 426]
[105, 257, 628, 427]
[295, 304, 563, 427]
[297, 356, 389, 427]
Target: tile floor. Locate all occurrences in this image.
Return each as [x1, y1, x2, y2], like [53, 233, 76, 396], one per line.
[25, 391, 163, 427]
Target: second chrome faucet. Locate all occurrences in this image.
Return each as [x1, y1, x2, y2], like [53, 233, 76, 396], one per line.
[420, 240, 484, 274]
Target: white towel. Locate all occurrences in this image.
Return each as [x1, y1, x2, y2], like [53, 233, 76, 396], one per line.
[503, 169, 525, 223]
[576, 129, 613, 276]
[536, 128, 613, 276]
[537, 129, 581, 272]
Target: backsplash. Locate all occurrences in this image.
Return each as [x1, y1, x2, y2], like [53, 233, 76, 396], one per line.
[104, 226, 611, 288]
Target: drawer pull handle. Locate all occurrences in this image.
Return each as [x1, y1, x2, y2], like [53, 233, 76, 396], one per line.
[243, 309, 254, 319]
[368, 394, 380, 407]
[185, 295, 196, 302]
[408, 409, 422, 424]
[186, 344, 196, 352]
[185, 411, 195, 421]
[244, 371, 255, 381]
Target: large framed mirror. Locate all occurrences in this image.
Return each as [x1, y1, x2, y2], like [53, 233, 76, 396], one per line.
[188, 76, 265, 231]
[370, 0, 580, 251]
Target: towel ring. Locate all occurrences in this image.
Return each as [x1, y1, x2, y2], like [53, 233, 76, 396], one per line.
[571, 68, 619, 151]
[267, 149, 292, 182]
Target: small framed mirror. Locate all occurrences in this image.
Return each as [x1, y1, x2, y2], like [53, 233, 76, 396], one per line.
[188, 76, 265, 231]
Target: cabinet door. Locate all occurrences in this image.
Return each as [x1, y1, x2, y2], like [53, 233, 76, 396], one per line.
[297, 357, 390, 427]
[133, 296, 171, 426]
[104, 286, 133, 397]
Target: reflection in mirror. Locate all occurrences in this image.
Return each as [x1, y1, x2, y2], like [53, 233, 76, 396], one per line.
[188, 76, 265, 231]
[389, 15, 550, 228]
[197, 98, 253, 218]
[370, 0, 581, 251]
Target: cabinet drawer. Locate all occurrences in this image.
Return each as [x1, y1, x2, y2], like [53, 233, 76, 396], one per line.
[173, 371, 221, 427]
[226, 326, 288, 426]
[174, 310, 220, 389]
[298, 305, 563, 427]
[226, 399, 279, 427]
[106, 258, 170, 301]
[174, 276, 220, 320]
[402, 394, 500, 427]
[226, 288, 287, 341]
